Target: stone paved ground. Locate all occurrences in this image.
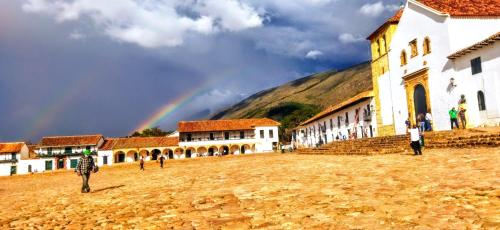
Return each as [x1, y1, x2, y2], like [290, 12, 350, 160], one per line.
[1, 148, 499, 229]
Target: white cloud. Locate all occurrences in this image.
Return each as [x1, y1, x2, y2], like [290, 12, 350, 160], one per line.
[359, 1, 399, 17]
[68, 31, 85, 40]
[305, 50, 323, 59]
[338, 33, 363, 44]
[22, 0, 263, 48]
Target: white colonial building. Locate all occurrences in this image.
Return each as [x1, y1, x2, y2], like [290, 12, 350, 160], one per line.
[35, 135, 104, 171]
[178, 118, 281, 156]
[376, 0, 500, 135]
[292, 91, 377, 148]
[0, 142, 45, 176]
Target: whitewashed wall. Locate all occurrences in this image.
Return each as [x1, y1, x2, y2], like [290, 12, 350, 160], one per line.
[451, 42, 500, 126]
[294, 98, 377, 148]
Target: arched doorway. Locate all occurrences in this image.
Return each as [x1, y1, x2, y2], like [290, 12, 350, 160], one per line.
[168, 149, 174, 159]
[413, 84, 428, 122]
[197, 147, 207, 157]
[208, 146, 217, 156]
[151, 149, 161, 160]
[220, 146, 229, 156]
[115, 151, 126, 163]
[186, 147, 195, 158]
[230, 145, 239, 155]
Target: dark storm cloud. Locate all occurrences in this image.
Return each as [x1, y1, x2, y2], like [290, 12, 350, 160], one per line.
[0, 0, 401, 142]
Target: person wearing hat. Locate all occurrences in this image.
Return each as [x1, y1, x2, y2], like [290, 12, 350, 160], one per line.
[75, 149, 96, 193]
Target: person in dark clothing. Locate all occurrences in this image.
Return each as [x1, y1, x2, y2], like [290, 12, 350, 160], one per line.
[159, 155, 164, 168]
[75, 150, 95, 193]
[449, 107, 459, 129]
[140, 157, 145, 171]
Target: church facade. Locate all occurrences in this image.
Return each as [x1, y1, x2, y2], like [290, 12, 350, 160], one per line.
[370, 0, 500, 135]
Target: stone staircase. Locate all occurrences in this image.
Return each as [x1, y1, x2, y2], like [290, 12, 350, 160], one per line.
[296, 128, 500, 156]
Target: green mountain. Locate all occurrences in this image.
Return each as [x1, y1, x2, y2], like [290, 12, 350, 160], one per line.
[211, 61, 373, 138]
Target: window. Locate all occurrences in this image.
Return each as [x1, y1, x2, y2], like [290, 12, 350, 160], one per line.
[187, 134, 192, 142]
[64, 147, 72, 154]
[47, 148, 52, 155]
[224, 132, 230, 140]
[103, 156, 108, 165]
[70, 159, 78, 168]
[345, 112, 349, 125]
[382, 35, 387, 53]
[45, 160, 53, 171]
[471, 57, 482, 75]
[478, 91, 486, 111]
[376, 39, 381, 57]
[240, 131, 245, 139]
[260, 130, 265, 139]
[400, 50, 407, 66]
[330, 119, 333, 129]
[86, 146, 91, 150]
[11, 153, 17, 161]
[423, 37, 431, 55]
[410, 39, 418, 57]
[269, 130, 274, 138]
[210, 133, 214, 140]
[337, 117, 341, 127]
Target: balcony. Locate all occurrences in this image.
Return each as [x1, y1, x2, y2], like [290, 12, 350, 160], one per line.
[181, 136, 256, 143]
[40, 151, 97, 158]
[0, 159, 18, 163]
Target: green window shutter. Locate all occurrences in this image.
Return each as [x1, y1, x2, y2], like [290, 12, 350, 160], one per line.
[45, 160, 53, 170]
[70, 159, 78, 168]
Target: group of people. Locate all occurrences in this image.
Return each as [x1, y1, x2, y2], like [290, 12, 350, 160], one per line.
[406, 110, 433, 133]
[449, 95, 468, 129]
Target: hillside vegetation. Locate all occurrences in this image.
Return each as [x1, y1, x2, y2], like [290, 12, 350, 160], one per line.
[211, 61, 373, 138]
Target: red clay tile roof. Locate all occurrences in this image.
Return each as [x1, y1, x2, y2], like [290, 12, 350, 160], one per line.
[112, 137, 179, 149]
[448, 31, 500, 59]
[99, 138, 118, 151]
[26, 145, 39, 159]
[38, 135, 103, 147]
[0, 142, 25, 154]
[367, 8, 403, 40]
[416, 0, 500, 17]
[301, 91, 374, 126]
[178, 118, 281, 133]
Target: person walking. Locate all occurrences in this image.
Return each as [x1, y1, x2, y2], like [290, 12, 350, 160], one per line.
[409, 125, 422, 155]
[75, 149, 96, 193]
[449, 107, 459, 129]
[425, 110, 433, 131]
[159, 154, 164, 168]
[140, 156, 145, 171]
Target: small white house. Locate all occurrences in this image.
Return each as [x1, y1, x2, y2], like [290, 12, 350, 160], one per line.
[97, 138, 116, 167]
[0, 142, 27, 176]
[178, 118, 281, 157]
[293, 91, 377, 149]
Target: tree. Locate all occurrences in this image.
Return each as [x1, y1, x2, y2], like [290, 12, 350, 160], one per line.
[131, 127, 173, 137]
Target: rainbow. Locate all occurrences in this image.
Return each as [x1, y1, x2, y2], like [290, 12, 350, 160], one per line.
[27, 75, 96, 139]
[133, 77, 221, 133]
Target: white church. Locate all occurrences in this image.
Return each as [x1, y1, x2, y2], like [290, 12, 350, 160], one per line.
[376, 0, 500, 135]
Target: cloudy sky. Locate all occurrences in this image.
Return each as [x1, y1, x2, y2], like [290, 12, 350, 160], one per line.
[0, 0, 401, 142]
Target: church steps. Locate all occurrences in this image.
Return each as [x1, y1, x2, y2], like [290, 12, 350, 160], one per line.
[297, 129, 500, 155]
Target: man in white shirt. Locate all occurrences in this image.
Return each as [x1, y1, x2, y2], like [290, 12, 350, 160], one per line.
[409, 125, 422, 155]
[425, 111, 433, 131]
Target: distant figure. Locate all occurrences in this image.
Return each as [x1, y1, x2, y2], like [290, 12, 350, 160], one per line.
[159, 155, 164, 168]
[405, 117, 411, 132]
[75, 150, 96, 193]
[458, 103, 467, 129]
[409, 125, 422, 155]
[417, 113, 425, 133]
[449, 107, 459, 129]
[140, 157, 145, 171]
[425, 110, 433, 131]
